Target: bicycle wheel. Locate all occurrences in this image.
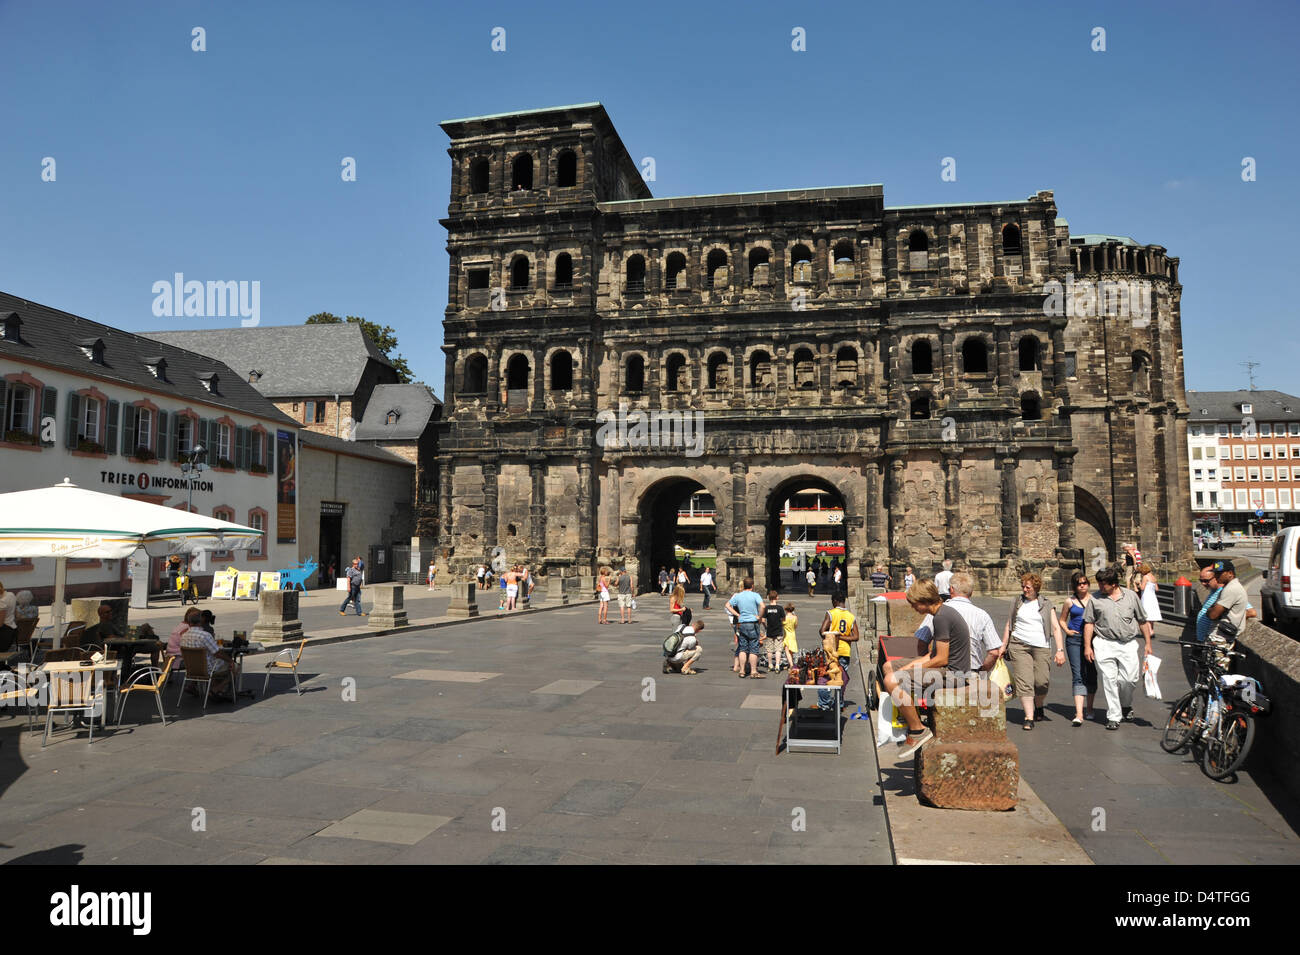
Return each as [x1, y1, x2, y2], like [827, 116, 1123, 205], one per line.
[1161, 691, 1204, 753]
[1202, 709, 1255, 780]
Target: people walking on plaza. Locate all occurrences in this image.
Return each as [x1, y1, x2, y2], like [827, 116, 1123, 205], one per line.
[763, 589, 786, 672]
[781, 602, 799, 669]
[659, 566, 670, 596]
[339, 557, 366, 616]
[725, 577, 766, 679]
[677, 567, 689, 590]
[903, 565, 915, 590]
[882, 579, 973, 757]
[934, 559, 954, 600]
[427, 559, 437, 590]
[669, 582, 686, 621]
[806, 567, 816, 596]
[699, 566, 714, 609]
[816, 593, 858, 709]
[1136, 562, 1163, 625]
[1000, 573, 1065, 730]
[1060, 571, 1098, 725]
[617, 567, 634, 624]
[1083, 567, 1152, 730]
[596, 568, 611, 624]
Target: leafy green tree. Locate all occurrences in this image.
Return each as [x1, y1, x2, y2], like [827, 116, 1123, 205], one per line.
[305, 312, 412, 383]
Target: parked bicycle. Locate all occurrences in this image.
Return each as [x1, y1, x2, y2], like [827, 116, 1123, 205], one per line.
[1161, 640, 1270, 781]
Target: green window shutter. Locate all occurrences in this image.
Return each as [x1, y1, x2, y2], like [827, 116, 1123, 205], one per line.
[157, 411, 169, 461]
[66, 392, 82, 449]
[121, 404, 137, 455]
[200, 419, 211, 458]
[106, 401, 119, 455]
[0, 381, 7, 433]
[40, 387, 58, 447]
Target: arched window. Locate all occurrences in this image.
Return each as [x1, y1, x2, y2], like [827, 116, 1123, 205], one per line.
[626, 254, 646, 293]
[469, 159, 489, 195]
[912, 340, 934, 376]
[707, 352, 729, 390]
[833, 239, 855, 279]
[962, 337, 989, 374]
[749, 350, 773, 388]
[666, 252, 687, 290]
[1018, 336, 1040, 372]
[791, 244, 813, 284]
[506, 354, 530, 391]
[793, 347, 817, 389]
[510, 256, 530, 289]
[550, 351, 573, 391]
[1002, 224, 1022, 255]
[464, 354, 488, 393]
[908, 230, 929, 269]
[556, 150, 577, 188]
[1132, 351, 1151, 394]
[553, 253, 573, 288]
[748, 247, 770, 287]
[625, 355, 645, 393]
[706, 249, 728, 290]
[511, 154, 533, 191]
[1020, 393, 1042, 420]
[665, 353, 687, 392]
[835, 346, 858, 387]
[910, 395, 932, 420]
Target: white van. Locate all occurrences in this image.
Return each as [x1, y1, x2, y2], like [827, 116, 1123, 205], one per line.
[1259, 526, 1300, 629]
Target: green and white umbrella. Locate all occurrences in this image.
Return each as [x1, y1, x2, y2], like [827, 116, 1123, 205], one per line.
[0, 479, 263, 639]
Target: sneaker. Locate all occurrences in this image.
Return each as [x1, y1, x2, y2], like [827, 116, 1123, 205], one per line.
[897, 729, 934, 759]
[1121, 708, 1135, 723]
[1106, 720, 1119, 731]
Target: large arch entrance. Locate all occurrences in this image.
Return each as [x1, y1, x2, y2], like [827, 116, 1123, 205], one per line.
[1075, 485, 1115, 564]
[765, 476, 848, 593]
[635, 477, 718, 590]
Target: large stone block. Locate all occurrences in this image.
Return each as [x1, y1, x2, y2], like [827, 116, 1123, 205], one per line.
[368, 583, 409, 629]
[252, 589, 304, 645]
[930, 686, 1008, 742]
[915, 741, 1019, 811]
[446, 581, 479, 618]
[547, 575, 569, 605]
[71, 596, 128, 634]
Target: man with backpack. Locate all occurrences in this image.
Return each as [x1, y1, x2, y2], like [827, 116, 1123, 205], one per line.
[663, 609, 703, 675]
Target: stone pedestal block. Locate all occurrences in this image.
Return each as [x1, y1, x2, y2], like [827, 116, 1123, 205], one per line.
[930, 686, 1009, 741]
[368, 583, 409, 629]
[252, 589, 304, 645]
[447, 581, 479, 618]
[547, 576, 569, 605]
[71, 596, 130, 635]
[579, 575, 595, 598]
[915, 741, 1019, 811]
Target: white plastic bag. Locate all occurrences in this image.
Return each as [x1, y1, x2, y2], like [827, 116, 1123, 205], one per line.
[1143, 653, 1162, 700]
[631, 599, 637, 611]
[876, 694, 906, 747]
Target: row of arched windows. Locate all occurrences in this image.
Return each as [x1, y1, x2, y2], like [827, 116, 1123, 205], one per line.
[909, 335, 1042, 377]
[461, 351, 575, 395]
[467, 150, 579, 195]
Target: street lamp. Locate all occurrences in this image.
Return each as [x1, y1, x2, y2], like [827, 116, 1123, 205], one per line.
[181, 443, 207, 513]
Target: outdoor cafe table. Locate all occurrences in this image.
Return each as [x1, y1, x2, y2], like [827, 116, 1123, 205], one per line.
[38, 660, 118, 728]
[103, 639, 164, 682]
[217, 639, 266, 698]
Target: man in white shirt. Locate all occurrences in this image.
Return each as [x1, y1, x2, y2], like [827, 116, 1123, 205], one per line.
[934, 559, 955, 601]
[918, 572, 1001, 671]
[699, 568, 715, 610]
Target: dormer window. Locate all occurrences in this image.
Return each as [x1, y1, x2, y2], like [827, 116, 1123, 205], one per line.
[198, 372, 219, 394]
[79, 338, 105, 364]
[2, 312, 21, 342]
[1242, 403, 1253, 415]
[143, 356, 168, 381]
[249, 369, 263, 383]
[385, 410, 400, 425]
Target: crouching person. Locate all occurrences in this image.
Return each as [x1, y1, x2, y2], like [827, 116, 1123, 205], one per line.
[881, 579, 974, 759]
[664, 617, 703, 676]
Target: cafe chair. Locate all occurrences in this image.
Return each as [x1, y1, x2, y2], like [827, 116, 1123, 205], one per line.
[177, 648, 228, 708]
[61, 622, 86, 649]
[0, 669, 40, 733]
[116, 656, 174, 728]
[262, 639, 308, 697]
[2, 617, 35, 655]
[43, 669, 104, 746]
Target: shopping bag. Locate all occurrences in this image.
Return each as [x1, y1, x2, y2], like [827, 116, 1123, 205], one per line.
[876, 694, 906, 747]
[1143, 654, 1162, 700]
[989, 658, 1014, 699]
[631, 599, 637, 611]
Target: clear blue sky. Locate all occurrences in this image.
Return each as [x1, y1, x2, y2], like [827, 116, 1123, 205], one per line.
[2, 0, 1296, 395]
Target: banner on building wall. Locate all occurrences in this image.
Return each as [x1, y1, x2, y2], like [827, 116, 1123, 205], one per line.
[277, 429, 296, 543]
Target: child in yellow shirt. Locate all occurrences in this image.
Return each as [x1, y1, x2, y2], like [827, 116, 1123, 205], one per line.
[781, 603, 799, 669]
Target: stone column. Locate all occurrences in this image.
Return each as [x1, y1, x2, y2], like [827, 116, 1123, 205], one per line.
[866, 457, 887, 561]
[888, 458, 906, 561]
[532, 348, 545, 409]
[367, 584, 409, 629]
[438, 460, 453, 553]
[576, 457, 595, 570]
[999, 453, 1019, 557]
[996, 326, 1012, 397]
[447, 580, 479, 617]
[486, 349, 500, 413]
[482, 459, 499, 553]
[1050, 324, 1068, 403]
[252, 589, 304, 645]
[547, 574, 569, 605]
[1055, 449, 1078, 554]
[940, 327, 955, 396]
[606, 456, 622, 556]
[528, 455, 546, 562]
[942, 450, 962, 558]
[730, 459, 748, 555]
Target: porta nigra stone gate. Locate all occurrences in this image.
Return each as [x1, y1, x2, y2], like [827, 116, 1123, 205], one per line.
[434, 103, 1192, 592]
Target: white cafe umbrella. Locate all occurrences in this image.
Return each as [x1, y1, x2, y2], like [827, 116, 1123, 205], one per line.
[0, 479, 264, 641]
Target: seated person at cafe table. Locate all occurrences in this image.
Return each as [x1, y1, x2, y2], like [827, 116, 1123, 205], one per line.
[179, 624, 236, 702]
[82, 603, 123, 644]
[168, 608, 202, 666]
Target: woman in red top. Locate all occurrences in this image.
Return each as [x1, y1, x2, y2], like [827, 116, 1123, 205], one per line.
[669, 584, 686, 621]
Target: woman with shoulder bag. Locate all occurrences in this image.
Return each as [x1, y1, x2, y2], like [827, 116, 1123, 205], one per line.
[1060, 571, 1098, 726]
[1001, 572, 1066, 730]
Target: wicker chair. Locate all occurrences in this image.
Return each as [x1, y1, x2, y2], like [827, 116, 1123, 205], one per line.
[116, 656, 174, 727]
[262, 639, 308, 696]
[43, 668, 103, 746]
